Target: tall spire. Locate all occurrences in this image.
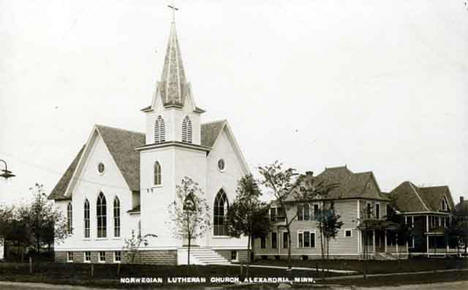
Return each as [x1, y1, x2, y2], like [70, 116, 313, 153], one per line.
[158, 15, 187, 107]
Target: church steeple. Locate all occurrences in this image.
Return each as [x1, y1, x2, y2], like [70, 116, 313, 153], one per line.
[158, 21, 187, 107]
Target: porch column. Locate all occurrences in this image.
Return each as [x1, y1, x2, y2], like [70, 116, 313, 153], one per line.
[373, 230, 376, 253]
[426, 215, 430, 257]
[384, 230, 387, 253]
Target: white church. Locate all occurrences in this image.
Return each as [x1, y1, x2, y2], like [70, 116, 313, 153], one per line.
[48, 18, 249, 265]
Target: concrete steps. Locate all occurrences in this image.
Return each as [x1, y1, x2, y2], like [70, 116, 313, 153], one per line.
[177, 248, 230, 265]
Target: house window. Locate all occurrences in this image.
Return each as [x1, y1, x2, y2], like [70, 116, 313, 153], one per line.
[154, 115, 166, 143]
[366, 203, 372, 219]
[313, 204, 319, 219]
[297, 204, 303, 221]
[441, 197, 448, 211]
[67, 252, 73, 262]
[67, 202, 73, 234]
[99, 251, 106, 263]
[113, 197, 120, 237]
[154, 161, 162, 185]
[270, 207, 276, 222]
[298, 231, 315, 248]
[271, 232, 278, 249]
[283, 232, 288, 248]
[231, 250, 238, 261]
[375, 203, 380, 219]
[345, 230, 352, 237]
[182, 116, 192, 143]
[260, 236, 266, 249]
[304, 204, 310, 221]
[84, 199, 90, 238]
[213, 190, 229, 236]
[97, 192, 107, 238]
[84, 251, 91, 262]
[114, 251, 121, 263]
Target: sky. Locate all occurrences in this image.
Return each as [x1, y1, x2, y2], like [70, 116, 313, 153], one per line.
[0, 0, 467, 205]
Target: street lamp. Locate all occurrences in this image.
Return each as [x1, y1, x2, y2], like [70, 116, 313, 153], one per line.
[0, 159, 15, 179]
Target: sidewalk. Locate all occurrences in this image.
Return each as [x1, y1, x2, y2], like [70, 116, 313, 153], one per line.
[220, 263, 358, 274]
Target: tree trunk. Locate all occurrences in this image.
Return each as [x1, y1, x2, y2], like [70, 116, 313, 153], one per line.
[246, 234, 251, 279]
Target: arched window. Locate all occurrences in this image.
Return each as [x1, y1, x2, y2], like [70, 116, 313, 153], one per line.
[67, 202, 73, 234]
[154, 161, 162, 185]
[113, 197, 120, 237]
[441, 197, 449, 211]
[214, 189, 229, 236]
[154, 115, 166, 143]
[97, 192, 107, 238]
[84, 199, 90, 238]
[182, 116, 192, 143]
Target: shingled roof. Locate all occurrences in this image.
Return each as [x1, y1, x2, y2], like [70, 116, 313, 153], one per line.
[286, 166, 389, 202]
[48, 122, 226, 200]
[390, 182, 454, 213]
[313, 166, 389, 200]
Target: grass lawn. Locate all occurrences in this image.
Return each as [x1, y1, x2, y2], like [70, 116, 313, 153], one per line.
[0, 262, 326, 288]
[253, 256, 468, 274]
[320, 271, 468, 288]
[0, 258, 467, 288]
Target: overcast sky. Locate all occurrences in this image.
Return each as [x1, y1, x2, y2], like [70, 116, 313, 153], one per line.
[0, 0, 467, 205]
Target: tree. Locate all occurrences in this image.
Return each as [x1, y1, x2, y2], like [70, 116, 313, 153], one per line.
[17, 183, 69, 255]
[259, 162, 335, 271]
[226, 175, 272, 274]
[315, 201, 343, 265]
[123, 230, 157, 264]
[168, 177, 210, 265]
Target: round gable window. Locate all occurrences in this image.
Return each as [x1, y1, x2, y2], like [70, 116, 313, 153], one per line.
[98, 163, 105, 174]
[218, 159, 225, 171]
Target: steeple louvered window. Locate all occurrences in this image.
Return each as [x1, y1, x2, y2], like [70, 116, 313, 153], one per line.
[154, 116, 166, 143]
[182, 116, 192, 143]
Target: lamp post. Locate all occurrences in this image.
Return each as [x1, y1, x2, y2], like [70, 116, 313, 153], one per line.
[0, 159, 15, 179]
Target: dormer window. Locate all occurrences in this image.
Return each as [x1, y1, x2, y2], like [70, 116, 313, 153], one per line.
[182, 116, 192, 143]
[441, 197, 449, 211]
[154, 116, 166, 143]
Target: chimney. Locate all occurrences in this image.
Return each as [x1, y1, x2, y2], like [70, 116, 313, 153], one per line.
[461, 196, 464, 204]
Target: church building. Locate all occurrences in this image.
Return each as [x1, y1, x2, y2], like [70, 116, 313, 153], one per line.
[48, 18, 249, 265]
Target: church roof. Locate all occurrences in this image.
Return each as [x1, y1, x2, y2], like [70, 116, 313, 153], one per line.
[390, 181, 454, 213]
[48, 121, 226, 200]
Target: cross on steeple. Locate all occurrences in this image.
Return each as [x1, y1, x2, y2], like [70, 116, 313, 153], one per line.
[168, 2, 178, 23]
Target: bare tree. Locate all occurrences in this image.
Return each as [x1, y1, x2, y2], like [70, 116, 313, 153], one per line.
[168, 177, 210, 265]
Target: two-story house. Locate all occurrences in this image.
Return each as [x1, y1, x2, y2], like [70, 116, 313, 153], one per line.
[254, 166, 401, 260]
[390, 182, 455, 256]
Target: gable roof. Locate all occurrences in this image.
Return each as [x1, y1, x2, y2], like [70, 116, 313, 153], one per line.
[48, 146, 85, 200]
[49, 121, 229, 200]
[313, 166, 389, 201]
[96, 125, 145, 192]
[390, 182, 454, 213]
[286, 166, 389, 202]
[201, 120, 226, 148]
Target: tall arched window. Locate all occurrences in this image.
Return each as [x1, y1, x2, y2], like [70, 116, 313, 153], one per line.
[113, 197, 120, 237]
[84, 199, 90, 238]
[154, 115, 166, 143]
[182, 116, 192, 143]
[97, 192, 107, 238]
[154, 161, 162, 185]
[67, 202, 73, 234]
[214, 189, 229, 236]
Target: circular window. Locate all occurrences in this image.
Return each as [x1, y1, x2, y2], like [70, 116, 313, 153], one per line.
[98, 163, 105, 174]
[218, 159, 225, 171]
